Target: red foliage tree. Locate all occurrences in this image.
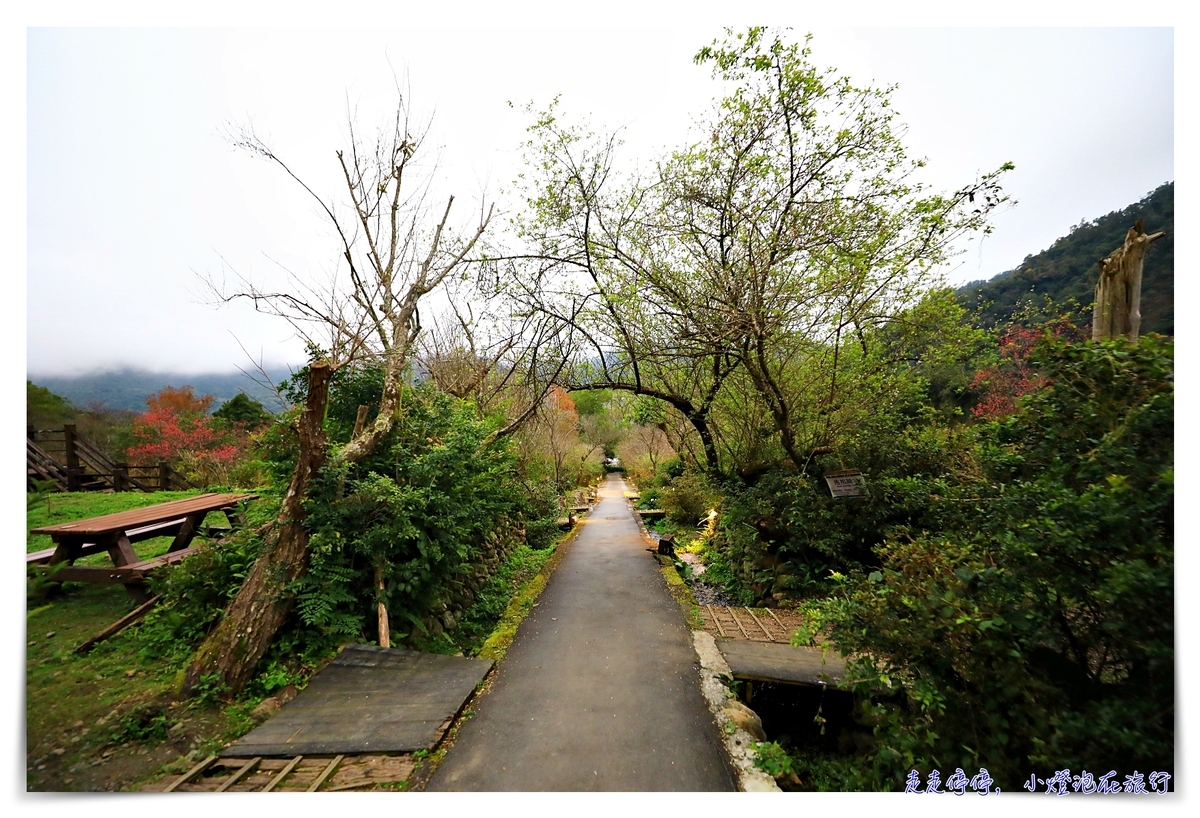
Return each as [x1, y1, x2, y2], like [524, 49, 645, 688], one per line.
[145, 385, 214, 416]
[127, 387, 238, 465]
[970, 316, 1085, 419]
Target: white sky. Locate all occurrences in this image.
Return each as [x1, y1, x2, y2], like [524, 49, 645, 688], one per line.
[15, 9, 1179, 378]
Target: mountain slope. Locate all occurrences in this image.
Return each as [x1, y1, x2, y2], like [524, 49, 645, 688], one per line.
[958, 182, 1173, 334]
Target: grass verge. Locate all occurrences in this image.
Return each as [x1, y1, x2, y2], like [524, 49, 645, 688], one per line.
[476, 521, 582, 661]
[25, 489, 278, 792]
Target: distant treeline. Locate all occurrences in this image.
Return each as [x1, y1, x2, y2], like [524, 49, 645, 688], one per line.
[30, 368, 296, 415]
[958, 181, 1173, 334]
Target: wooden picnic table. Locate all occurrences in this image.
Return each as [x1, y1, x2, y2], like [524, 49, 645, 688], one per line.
[29, 492, 257, 602]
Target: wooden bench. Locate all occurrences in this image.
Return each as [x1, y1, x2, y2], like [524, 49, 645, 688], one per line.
[26, 517, 193, 565]
[29, 493, 257, 601]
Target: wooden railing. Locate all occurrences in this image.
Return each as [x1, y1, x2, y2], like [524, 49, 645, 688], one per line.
[27, 424, 195, 493]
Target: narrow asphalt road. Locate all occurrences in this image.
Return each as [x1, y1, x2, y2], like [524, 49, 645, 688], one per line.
[427, 473, 735, 791]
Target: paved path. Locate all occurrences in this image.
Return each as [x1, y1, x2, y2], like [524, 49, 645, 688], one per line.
[427, 474, 735, 791]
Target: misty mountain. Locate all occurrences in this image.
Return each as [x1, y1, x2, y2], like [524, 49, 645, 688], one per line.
[30, 367, 298, 414]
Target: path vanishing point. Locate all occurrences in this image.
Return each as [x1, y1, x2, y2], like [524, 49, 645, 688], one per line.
[427, 473, 736, 791]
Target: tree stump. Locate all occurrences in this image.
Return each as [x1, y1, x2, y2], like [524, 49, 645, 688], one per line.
[1093, 218, 1165, 342]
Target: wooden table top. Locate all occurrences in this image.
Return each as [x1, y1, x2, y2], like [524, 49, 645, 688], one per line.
[30, 492, 258, 537]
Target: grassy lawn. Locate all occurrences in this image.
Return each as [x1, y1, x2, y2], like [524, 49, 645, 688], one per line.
[25, 489, 265, 792]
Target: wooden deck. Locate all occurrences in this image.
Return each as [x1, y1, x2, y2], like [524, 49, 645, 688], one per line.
[146, 753, 418, 792]
[698, 604, 808, 643]
[222, 644, 493, 757]
[716, 638, 848, 687]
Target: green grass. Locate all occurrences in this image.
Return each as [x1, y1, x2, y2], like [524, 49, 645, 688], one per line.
[475, 525, 580, 661]
[448, 543, 556, 657]
[25, 581, 269, 791]
[25, 489, 276, 791]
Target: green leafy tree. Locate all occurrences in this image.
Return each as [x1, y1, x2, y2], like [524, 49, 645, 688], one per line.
[212, 392, 271, 428]
[26, 381, 75, 429]
[508, 28, 1010, 476]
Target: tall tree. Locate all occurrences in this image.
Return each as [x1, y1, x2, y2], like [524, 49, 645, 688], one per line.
[188, 97, 492, 696]
[505, 29, 1010, 475]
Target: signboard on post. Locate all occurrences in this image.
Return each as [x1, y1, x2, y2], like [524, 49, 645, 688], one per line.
[824, 469, 867, 499]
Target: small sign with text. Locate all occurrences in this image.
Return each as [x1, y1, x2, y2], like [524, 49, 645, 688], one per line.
[824, 470, 867, 499]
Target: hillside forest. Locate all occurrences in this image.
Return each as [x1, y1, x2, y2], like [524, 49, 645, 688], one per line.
[27, 28, 1173, 792]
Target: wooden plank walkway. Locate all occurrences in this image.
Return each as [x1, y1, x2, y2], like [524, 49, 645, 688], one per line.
[715, 638, 848, 687]
[698, 605, 807, 643]
[222, 644, 492, 757]
[146, 753, 418, 792]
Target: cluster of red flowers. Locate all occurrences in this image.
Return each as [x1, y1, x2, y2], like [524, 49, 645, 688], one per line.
[969, 317, 1084, 419]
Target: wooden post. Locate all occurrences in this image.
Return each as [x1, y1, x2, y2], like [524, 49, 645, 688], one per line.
[353, 404, 370, 438]
[159, 462, 171, 491]
[75, 595, 162, 654]
[63, 424, 80, 491]
[376, 561, 391, 649]
[113, 462, 128, 492]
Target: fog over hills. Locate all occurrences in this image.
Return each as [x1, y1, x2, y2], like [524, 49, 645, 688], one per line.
[29, 367, 297, 414]
[29, 183, 1174, 415]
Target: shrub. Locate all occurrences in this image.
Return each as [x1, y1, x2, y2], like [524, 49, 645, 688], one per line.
[660, 472, 717, 525]
[797, 335, 1173, 790]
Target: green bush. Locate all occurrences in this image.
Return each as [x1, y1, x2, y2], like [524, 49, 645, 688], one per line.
[660, 472, 717, 525]
[137, 368, 560, 685]
[796, 336, 1173, 790]
[708, 417, 978, 602]
[294, 383, 528, 646]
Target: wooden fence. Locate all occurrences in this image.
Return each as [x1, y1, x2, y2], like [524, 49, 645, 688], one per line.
[27, 424, 194, 493]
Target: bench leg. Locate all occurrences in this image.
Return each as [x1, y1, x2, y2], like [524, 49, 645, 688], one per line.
[106, 534, 151, 603]
[107, 534, 138, 567]
[41, 538, 79, 598]
[167, 514, 201, 553]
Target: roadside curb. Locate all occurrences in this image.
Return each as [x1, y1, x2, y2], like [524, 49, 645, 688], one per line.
[692, 630, 781, 792]
[626, 487, 776, 792]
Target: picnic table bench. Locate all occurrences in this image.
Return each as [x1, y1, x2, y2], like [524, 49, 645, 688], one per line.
[29, 492, 257, 602]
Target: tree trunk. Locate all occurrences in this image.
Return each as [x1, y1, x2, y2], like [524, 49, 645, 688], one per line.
[1093, 219, 1165, 342]
[178, 361, 331, 698]
[375, 561, 390, 649]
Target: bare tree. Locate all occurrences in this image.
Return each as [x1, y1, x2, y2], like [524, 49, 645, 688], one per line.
[187, 98, 492, 696]
[414, 275, 576, 440]
[616, 424, 675, 479]
[209, 100, 492, 461]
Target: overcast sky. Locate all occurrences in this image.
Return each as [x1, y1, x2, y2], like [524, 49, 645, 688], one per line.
[18, 14, 1177, 378]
